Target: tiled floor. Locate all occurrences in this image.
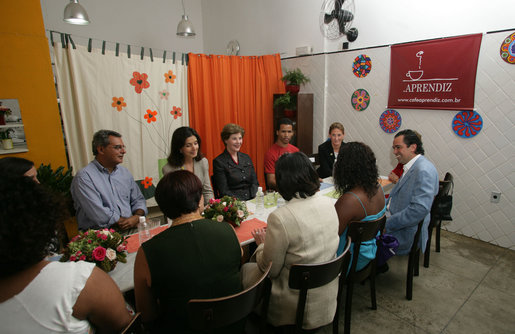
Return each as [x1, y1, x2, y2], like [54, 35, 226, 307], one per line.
[315, 230, 515, 334]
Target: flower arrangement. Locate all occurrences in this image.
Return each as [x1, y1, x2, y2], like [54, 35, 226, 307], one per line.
[203, 196, 249, 227]
[60, 228, 127, 272]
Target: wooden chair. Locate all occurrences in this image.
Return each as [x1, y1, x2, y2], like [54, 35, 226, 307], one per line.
[424, 172, 453, 267]
[406, 220, 424, 300]
[288, 238, 351, 334]
[187, 262, 272, 333]
[344, 215, 386, 334]
[120, 312, 142, 334]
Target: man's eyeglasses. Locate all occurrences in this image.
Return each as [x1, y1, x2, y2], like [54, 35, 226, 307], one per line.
[110, 145, 126, 150]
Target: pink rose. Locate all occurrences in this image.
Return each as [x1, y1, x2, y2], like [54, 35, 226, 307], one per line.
[79, 255, 86, 261]
[117, 244, 126, 252]
[106, 248, 117, 261]
[92, 246, 106, 261]
[209, 198, 215, 204]
[87, 239, 92, 244]
[100, 234, 108, 240]
[75, 250, 82, 256]
[223, 206, 229, 212]
[84, 231, 89, 236]
[70, 255, 77, 261]
[216, 215, 224, 222]
[109, 228, 115, 233]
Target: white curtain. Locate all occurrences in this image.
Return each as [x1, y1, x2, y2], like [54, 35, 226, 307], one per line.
[53, 42, 188, 190]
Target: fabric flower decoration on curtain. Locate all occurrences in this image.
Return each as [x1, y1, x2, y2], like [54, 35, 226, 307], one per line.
[170, 106, 182, 119]
[144, 109, 158, 123]
[164, 70, 176, 84]
[158, 90, 169, 100]
[130, 72, 150, 94]
[111, 97, 127, 111]
[141, 177, 153, 189]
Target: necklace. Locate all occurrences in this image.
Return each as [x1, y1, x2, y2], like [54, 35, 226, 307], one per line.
[171, 212, 203, 226]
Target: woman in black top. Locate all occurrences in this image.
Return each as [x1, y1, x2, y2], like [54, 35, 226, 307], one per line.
[317, 122, 345, 178]
[134, 170, 242, 333]
[212, 123, 259, 200]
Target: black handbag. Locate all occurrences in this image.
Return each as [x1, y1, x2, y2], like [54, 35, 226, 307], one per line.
[434, 180, 453, 221]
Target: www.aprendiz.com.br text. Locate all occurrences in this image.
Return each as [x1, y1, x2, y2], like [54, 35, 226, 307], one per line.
[397, 97, 461, 103]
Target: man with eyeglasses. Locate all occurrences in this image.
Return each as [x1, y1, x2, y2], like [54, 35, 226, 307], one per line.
[71, 129, 147, 231]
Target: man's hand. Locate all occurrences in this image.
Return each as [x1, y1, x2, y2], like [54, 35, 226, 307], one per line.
[388, 172, 399, 184]
[117, 215, 140, 230]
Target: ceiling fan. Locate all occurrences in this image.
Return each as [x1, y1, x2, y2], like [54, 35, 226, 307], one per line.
[320, 0, 358, 42]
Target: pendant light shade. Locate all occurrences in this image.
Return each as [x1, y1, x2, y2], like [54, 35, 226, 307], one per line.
[63, 0, 90, 25]
[177, 0, 195, 37]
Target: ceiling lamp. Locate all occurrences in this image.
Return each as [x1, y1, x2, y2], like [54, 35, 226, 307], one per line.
[176, 0, 195, 37]
[63, 0, 90, 25]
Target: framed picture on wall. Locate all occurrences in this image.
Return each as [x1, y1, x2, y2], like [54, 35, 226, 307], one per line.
[0, 99, 28, 154]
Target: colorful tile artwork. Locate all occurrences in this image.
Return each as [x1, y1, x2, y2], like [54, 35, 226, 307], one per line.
[352, 54, 372, 78]
[452, 110, 483, 138]
[379, 109, 402, 133]
[500, 32, 515, 64]
[351, 89, 370, 111]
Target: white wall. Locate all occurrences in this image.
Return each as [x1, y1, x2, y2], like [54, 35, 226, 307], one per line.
[41, 0, 204, 55]
[283, 30, 515, 250]
[42, 1, 515, 56]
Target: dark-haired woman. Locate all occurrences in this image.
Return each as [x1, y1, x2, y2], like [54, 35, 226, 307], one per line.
[0, 177, 132, 333]
[333, 142, 386, 270]
[316, 122, 345, 178]
[213, 123, 258, 201]
[134, 170, 243, 333]
[0, 157, 39, 183]
[242, 152, 339, 330]
[162, 126, 214, 206]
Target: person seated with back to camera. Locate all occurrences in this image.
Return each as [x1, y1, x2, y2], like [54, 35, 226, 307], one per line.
[134, 170, 243, 333]
[242, 152, 339, 330]
[333, 142, 386, 270]
[0, 157, 40, 183]
[161, 126, 214, 207]
[316, 122, 346, 179]
[213, 123, 259, 201]
[0, 177, 132, 333]
[264, 118, 299, 190]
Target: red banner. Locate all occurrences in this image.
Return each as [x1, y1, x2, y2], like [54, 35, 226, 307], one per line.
[388, 34, 482, 110]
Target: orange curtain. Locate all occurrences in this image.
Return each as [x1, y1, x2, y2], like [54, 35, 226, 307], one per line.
[188, 53, 285, 189]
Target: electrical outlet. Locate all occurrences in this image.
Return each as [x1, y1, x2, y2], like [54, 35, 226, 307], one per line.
[490, 192, 501, 203]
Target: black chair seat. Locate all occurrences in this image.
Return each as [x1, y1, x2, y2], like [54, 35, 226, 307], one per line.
[288, 238, 351, 334]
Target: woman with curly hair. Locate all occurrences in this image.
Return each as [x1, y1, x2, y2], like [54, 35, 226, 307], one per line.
[162, 126, 214, 206]
[0, 157, 39, 183]
[0, 177, 132, 333]
[333, 142, 386, 270]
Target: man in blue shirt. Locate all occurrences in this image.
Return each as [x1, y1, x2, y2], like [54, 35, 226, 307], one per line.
[71, 130, 147, 230]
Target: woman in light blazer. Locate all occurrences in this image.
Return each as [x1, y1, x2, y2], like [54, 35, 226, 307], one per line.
[242, 152, 340, 330]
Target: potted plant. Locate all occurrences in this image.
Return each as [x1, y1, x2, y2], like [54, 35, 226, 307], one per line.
[273, 92, 297, 118]
[37, 164, 77, 241]
[281, 68, 310, 94]
[0, 128, 14, 150]
[0, 104, 12, 126]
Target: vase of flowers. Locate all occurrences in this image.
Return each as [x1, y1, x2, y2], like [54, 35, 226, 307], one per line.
[203, 196, 249, 227]
[60, 228, 127, 272]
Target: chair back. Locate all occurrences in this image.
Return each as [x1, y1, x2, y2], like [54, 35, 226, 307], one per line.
[346, 215, 386, 281]
[289, 240, 351, 332]
[120, 312, 142, 334]
[187, 262, 272, 332]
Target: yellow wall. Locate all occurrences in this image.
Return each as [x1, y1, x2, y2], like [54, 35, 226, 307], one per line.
[0, 1, 67, 168]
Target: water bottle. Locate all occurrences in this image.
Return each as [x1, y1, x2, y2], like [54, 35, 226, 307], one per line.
[256, 186, 265, 217]
[138, 216, 151, 245]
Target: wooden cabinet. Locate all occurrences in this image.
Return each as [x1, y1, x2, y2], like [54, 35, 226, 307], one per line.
[273, 93, 313, 155]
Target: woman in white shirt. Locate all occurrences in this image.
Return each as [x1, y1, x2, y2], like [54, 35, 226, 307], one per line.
[0, 177, 132, 333]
